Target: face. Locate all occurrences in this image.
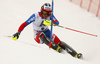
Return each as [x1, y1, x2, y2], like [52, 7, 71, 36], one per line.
[42, 14, 49, 19]
[42, 10, 51, 19]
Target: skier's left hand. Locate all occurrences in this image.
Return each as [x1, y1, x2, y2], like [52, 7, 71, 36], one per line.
[43, 20, 56, 26]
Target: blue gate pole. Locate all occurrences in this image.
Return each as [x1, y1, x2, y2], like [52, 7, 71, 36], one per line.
[49, 0, 54, 48]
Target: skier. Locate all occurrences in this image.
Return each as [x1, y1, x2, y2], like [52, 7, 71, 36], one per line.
[12, 3, 82, 58]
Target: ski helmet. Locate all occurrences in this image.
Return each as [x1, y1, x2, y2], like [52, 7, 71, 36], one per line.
[41, 3, 52, 16]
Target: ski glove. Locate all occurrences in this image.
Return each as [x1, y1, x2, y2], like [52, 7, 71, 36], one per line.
[12, 32, 20, 40]
[43, 20, 56, 26]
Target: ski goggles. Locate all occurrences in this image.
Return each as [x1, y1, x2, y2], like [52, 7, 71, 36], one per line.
[42, 10, 52, 16]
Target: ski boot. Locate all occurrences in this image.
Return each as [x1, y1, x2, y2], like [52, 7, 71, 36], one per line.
[56, 45, 63, 53]
[59, 41, 83, 58]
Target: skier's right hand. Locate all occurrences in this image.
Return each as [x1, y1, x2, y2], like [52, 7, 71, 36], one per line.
[12, 32, 20, 40]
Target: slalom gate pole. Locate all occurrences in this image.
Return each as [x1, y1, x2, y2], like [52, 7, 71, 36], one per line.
[57, 25, 97, 37]
[49, 0, 54, 49]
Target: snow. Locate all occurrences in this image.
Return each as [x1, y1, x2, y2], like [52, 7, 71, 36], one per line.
[0, 0, 100, 64]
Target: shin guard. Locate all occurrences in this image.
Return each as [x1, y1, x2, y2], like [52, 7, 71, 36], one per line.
[39, 32, 62, 52]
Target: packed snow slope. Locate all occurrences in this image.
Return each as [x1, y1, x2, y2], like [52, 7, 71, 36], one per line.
[0, 0, 100, 64]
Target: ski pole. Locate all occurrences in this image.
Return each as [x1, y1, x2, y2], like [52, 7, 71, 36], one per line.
[56, 25, 97, 37]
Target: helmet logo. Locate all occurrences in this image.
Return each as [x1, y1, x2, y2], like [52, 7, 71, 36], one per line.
[45, 7, 51, 10]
